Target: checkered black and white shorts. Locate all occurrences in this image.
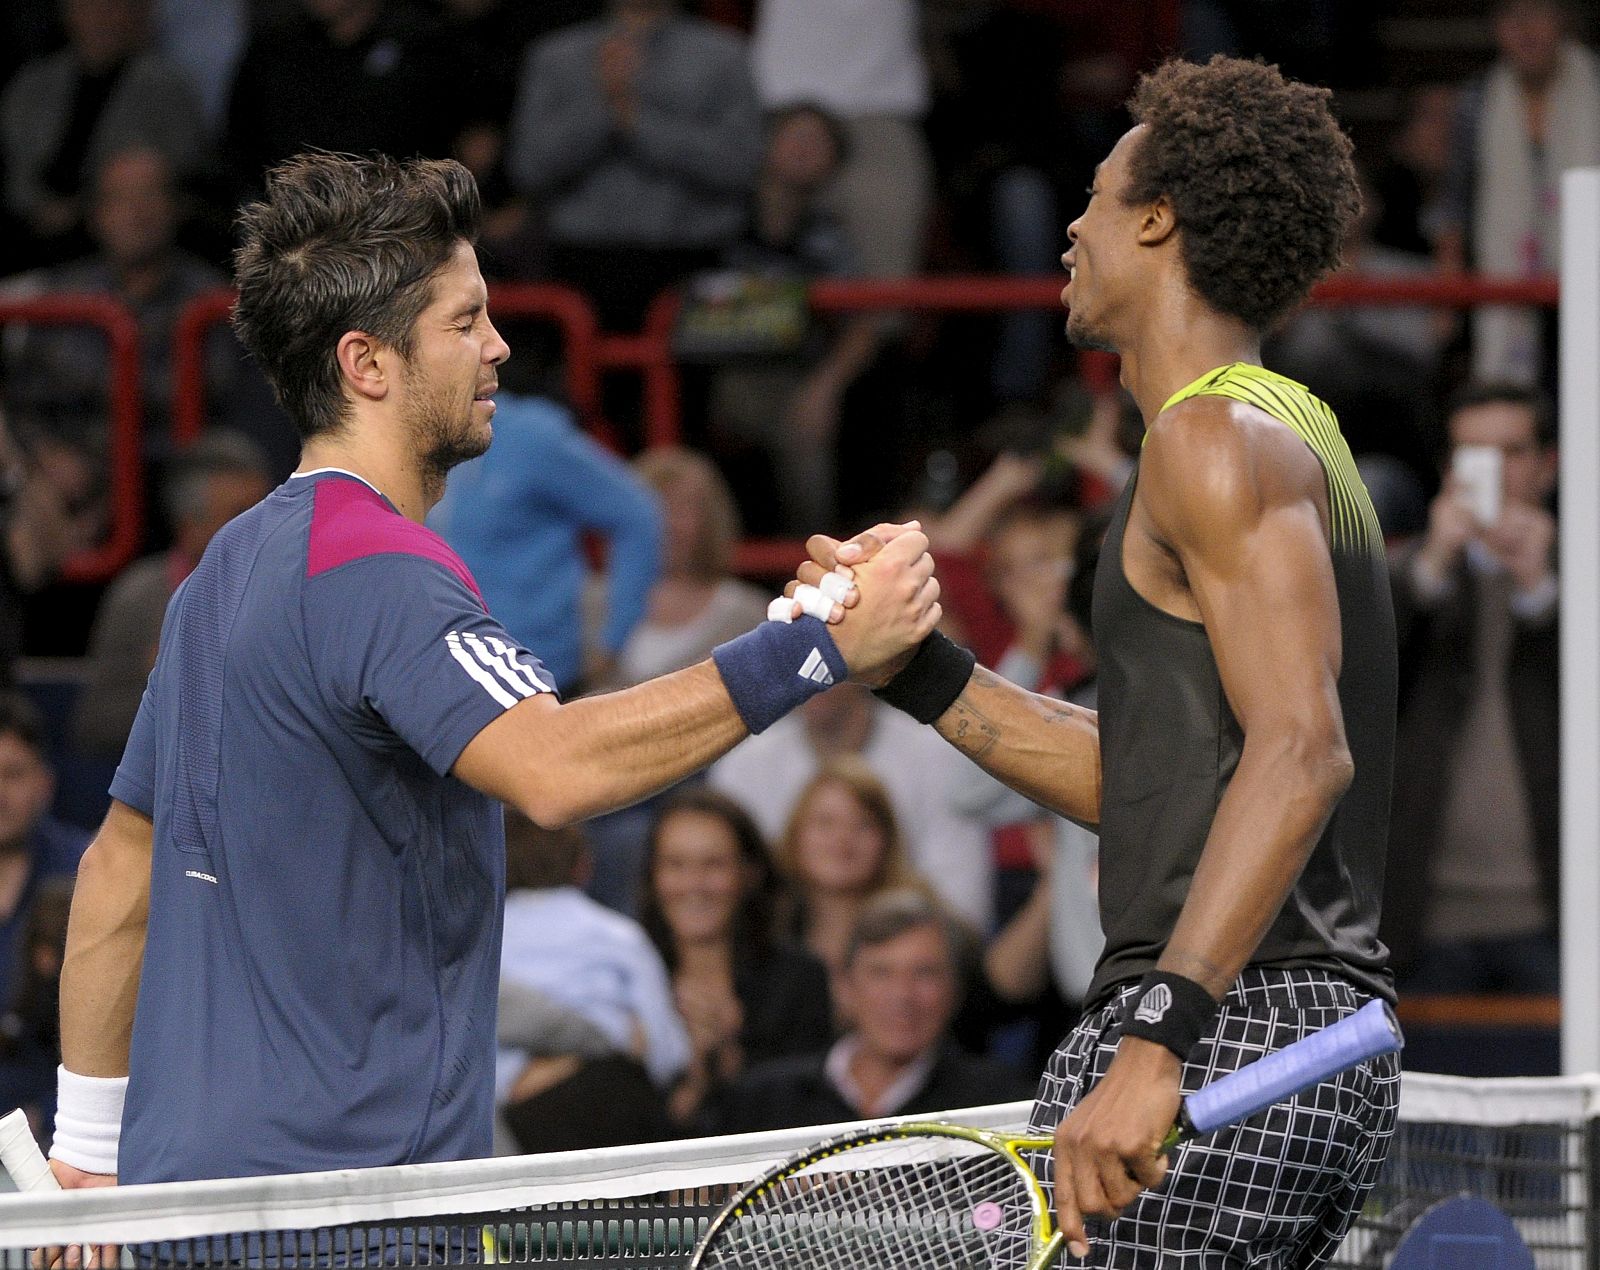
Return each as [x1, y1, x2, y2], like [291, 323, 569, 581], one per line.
[1028, 967, 1400, 1269]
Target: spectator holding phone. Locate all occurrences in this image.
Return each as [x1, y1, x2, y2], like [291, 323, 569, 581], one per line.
[1381, 381, 1559, 993]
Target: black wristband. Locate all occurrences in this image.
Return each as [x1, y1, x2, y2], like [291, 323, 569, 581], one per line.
[872, 631, 977, 724]
[1119, 971, 1220, 1062]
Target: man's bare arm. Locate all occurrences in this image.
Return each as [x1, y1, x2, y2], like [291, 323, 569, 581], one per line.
[787, 526, 1100, 827]
[456, 531, 943, 826]
[454, 661, 750, 826]
[931, 667, 1101, 829]
[59, 801, 152, 1079]
[1139, 400, 1354, 998]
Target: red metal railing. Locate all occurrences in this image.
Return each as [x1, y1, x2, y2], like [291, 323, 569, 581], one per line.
[629, 274, 1565, 455]
[163, 271, 1563, 578]
[0, 295, 144, 582]
[170, 288, 238, 448]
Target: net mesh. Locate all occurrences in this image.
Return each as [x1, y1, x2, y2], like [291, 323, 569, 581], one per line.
[3, 1075, 1598, 1268]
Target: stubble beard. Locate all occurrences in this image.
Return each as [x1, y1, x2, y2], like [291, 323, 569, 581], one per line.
[1065, 307, 1117, 354]
[404, 370, 490, 504]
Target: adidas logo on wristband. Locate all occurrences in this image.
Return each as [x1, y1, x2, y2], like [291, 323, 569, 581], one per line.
[798, 648, 834, 686]
[1135, 983, 1173, 1024]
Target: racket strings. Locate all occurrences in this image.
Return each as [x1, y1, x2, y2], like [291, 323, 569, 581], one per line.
[698, 1137, 1038, 1269]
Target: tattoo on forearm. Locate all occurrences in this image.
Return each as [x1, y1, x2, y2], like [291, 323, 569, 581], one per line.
[948, 700, 1000, 758]
[1039, 700, 1083, 726]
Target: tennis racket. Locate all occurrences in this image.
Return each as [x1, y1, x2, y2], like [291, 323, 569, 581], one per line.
[689, 997, 1402, 1270]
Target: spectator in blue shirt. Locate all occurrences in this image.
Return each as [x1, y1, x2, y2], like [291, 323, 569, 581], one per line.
[430, 393, 662, 694]
[0, 694, 88, 1001]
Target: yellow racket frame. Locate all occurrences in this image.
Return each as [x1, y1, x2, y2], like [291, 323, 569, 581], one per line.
[689, 1120, 1067, 1270]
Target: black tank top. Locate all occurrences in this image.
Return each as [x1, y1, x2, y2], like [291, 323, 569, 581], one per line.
[1086, 363, 1396, 1008]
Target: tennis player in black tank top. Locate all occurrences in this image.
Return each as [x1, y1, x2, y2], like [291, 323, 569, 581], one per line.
[790, 57, 1400, 1267]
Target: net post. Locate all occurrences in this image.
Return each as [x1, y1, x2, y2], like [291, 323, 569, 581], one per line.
[1586, 1114, 1600, 1270]
[1561, 167, 1600, 1077]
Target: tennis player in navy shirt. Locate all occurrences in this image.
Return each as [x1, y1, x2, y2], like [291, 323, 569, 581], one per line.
[48, 153, 942, 1188]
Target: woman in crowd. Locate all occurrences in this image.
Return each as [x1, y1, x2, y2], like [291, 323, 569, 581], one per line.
[609, 447, 770, 687]
[639, 787, 833, 1126]
[773, 757, 933, 979]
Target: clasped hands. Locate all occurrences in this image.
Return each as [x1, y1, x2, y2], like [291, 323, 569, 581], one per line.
[775, 522, 940, 686]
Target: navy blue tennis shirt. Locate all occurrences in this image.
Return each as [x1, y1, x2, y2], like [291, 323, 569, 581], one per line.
[109, 469, 555, 1184]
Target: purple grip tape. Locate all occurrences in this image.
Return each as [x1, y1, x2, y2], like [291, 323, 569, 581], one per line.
[1185, 999, 1402, 1137]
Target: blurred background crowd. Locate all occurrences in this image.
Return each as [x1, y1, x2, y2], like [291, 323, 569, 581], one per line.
[0, 0, 1593, 1149]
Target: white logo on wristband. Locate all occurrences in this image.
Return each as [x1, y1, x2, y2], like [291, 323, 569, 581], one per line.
[798, 648, 834, 686]
[1134, 984, 1172, 1024]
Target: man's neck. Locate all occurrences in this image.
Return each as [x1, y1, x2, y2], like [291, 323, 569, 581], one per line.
[754, 179, 806, 246]
[1116, 284, 1260, 426]
[112, 256, 171, 306]
[843, 1039, 934, 1114]
[296, 435, 433, 523]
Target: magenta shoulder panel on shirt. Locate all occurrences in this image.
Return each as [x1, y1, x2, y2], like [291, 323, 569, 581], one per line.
[305, 476, 485, 603]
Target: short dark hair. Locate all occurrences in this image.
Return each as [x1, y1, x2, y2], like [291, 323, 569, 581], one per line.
[0, 693, 47, 761]
[1124, 56, 1360, 332]
[231, 153, 483, 441]
[1447, 381, 1557, 448]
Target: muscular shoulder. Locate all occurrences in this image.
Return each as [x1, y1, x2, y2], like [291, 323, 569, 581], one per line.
[1140, 394, 1326, 544]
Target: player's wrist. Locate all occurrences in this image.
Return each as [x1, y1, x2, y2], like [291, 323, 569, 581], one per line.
[872, 631, 976, 725]
[1114, 1033, 1184, 1076]
[1119, 971, 1220, 1064]
[51, 1065, 126, 1176]
[712, 615, 846, 735]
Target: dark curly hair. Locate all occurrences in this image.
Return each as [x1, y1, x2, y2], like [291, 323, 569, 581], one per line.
[1124, 57, 1360, 332]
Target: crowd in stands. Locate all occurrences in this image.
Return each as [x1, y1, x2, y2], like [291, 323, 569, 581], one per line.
[0, 0, 1592, 1142]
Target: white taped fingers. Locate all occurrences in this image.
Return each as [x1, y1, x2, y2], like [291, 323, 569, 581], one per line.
[818, 572, 854, 604]
[767, 572, 855, 624]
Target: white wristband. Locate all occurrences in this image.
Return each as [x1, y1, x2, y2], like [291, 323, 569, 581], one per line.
[51, 1066, 126, 1176]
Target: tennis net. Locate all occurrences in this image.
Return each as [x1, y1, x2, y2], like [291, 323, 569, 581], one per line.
[1, 1074, 1597, 1268]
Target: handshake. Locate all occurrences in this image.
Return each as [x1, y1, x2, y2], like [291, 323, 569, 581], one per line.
[768, 521, 942, 687]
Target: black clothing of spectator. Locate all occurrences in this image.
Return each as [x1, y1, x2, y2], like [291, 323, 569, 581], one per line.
[713, 1042, 1034, 1135]
[224, 2, 464, 193]
[1382, 549, 1560, 978]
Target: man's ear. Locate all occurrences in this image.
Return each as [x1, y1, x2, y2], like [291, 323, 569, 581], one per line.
[1137, 196, 1177, 247]
[336, 331, 389, 403]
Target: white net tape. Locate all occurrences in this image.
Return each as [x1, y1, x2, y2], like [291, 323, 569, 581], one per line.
[3, 1072, 1599, 1258]
[0, 1104, 1033, 1248]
